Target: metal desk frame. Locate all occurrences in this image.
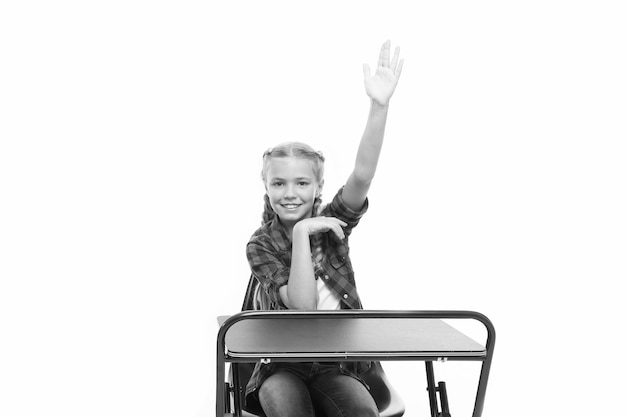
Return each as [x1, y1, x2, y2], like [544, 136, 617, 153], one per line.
[216, 310, 495, 417]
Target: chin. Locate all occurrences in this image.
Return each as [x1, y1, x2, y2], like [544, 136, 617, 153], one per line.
[279, 208, 311, 222]
[280, 213, 306, 222]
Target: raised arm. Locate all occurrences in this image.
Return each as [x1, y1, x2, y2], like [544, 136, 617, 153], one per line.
[343, 40, 404, 211]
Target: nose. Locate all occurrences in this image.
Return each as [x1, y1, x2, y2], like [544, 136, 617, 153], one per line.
[284, 183, 296, 199]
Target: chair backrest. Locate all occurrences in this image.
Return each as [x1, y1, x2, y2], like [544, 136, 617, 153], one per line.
[231, 275, 405, 417]
[230, 275, 273, 415]
[241, 274, 260, 311]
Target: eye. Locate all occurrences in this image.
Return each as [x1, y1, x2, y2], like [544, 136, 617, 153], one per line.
[297, 181, 310, 187]
[271, 181, 284, 187]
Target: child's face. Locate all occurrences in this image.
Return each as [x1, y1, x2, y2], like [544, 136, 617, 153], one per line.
[265, 156, 322, 229]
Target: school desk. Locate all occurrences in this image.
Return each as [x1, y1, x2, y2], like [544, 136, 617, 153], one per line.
[216, 310, 495, 417]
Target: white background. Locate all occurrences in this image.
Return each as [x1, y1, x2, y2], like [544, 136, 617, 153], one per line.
[1, 1, 625, 416]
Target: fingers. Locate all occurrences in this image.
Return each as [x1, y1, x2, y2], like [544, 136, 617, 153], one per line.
[362, 63, 371, 79]
[330, 219, 347, 240]
[324, 217, 347, 240]
[321, 217, 347, 228]
[390, 46, 400, 72]
[378, 40, 390, 68]
[395, 58, 404, 77]
[303, 217, 347, 240]
[374, 41, 402, 78]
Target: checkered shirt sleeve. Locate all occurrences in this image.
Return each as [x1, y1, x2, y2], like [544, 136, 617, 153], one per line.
[320, 187, 369, 235]
[246, 235, 290, 309]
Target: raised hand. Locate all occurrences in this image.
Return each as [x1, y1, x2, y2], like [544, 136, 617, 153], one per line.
[363, 40, 404, 106]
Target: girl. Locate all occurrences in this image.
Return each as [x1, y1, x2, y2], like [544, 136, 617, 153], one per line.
[245, 40, 403, 417]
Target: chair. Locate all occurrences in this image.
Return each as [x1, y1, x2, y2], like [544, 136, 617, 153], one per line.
[222, 275, 405, 417]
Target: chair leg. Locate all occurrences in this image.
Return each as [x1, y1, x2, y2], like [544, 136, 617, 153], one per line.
[225, 382, 232, 414]
[426, 361, 438, 417]
[231, 364, 243, 417]
[425, 361, 452, 417]
[438, 381, 451, 417]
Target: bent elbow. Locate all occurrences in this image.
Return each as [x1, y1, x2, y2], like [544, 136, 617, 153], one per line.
[281, 290, 317, 310]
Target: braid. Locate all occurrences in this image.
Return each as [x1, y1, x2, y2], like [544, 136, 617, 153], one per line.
[261, 193, 276, 225]
[310, 195, 326, 273]
[312, 195, 322, 218]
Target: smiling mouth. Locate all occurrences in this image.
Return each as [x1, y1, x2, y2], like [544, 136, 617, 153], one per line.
[281, 204, 302, 210]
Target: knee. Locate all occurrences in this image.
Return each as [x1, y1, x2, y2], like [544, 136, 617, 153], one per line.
[258, 373, 292, 406]
[258, 372, 315, 417]
[258, 374, 282, 399]
[311, 374, 379, 417]
[321, 390, 379, 417]
[345, 402, 379, 417]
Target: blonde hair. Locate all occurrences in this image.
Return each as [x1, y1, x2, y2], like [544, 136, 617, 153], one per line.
[261, 142, 325, 183]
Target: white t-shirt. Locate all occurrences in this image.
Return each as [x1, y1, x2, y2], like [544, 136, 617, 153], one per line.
[316, 277, 342, 310]
[313, 238, 342, 310]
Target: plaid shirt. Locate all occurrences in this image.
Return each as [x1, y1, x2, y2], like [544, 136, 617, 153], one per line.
[246, 186, 368, 310]
[242, 187, 370, 411]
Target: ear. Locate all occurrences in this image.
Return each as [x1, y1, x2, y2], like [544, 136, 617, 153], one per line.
[316, 180, 324, 198]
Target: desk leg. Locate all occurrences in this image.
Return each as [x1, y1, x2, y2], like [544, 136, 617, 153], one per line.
[425, 361, 438, 417]
[425, 361, 451, 417]
[216, 358, 225, 417]
[471, 357, 492, 417]
[438, 381, 451, 417]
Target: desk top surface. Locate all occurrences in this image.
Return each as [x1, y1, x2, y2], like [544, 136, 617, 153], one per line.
[221, 315, 486, 359]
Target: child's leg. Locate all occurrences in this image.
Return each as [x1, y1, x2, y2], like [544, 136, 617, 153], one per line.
[258, 369, 315, 417]
[309, 369, 379, 417]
